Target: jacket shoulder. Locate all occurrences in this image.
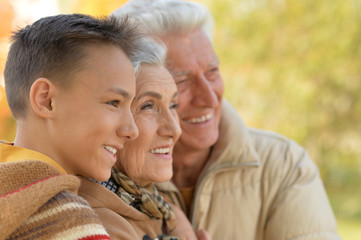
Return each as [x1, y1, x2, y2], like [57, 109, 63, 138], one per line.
[248, 127, 303, 149]
[95, 206, 140, 240]
[248, 128, 309, 166]
[247, 129, 339, 239]
[246, 128, 322, 195]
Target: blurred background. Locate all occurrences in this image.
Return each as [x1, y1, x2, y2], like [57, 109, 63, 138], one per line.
[1, 0, 360, 238]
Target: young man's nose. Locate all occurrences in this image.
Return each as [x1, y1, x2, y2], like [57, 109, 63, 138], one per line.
[117, 111, 139, 141]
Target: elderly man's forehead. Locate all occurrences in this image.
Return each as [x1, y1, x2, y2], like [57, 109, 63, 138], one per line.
[169, 57, 219, 77]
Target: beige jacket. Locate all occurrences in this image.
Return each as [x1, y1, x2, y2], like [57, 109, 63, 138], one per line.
[157, 100, 340, 240]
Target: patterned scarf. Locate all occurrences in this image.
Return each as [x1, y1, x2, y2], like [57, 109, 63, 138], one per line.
[111, 168, 177, 231]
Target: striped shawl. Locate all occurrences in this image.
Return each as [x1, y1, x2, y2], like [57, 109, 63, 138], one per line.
[0, 160, 110, 240]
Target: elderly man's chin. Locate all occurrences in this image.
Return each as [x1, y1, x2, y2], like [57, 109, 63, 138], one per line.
[177, 111, 221, 150]
[178, 128, 219, 151]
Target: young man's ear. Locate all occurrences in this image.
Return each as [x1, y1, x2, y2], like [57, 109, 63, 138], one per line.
[29, 78, 56, 119]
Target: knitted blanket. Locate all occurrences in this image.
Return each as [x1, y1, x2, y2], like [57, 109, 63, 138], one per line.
[0, 160, 110, 240]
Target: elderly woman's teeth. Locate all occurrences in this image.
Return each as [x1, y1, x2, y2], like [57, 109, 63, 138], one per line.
[150, 148, 170, 154]
[103, 145, 117, 154]
[186, 113, 212, 123]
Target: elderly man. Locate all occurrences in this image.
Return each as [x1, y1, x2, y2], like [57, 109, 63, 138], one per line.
[112, 1, 341, 239]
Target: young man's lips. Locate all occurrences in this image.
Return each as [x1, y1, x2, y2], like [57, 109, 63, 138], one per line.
[102, 145, 117, 164]
[103, 145, 117, 155]
[102, 144, 123, 155]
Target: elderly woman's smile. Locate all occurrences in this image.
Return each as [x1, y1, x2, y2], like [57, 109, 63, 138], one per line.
[149, 146, 172, 160]
[114, 64, 181, 187]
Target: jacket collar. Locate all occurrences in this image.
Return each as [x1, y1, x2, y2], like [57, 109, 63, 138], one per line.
[205, 99, 260, 170]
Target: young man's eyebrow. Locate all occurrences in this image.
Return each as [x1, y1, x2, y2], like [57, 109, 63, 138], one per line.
[107, 87, 131, 99]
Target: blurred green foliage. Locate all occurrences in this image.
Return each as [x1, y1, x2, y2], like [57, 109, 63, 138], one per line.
[207, 0, 361, 237]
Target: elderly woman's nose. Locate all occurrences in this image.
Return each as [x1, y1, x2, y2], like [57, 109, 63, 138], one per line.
[158, 111, 181, 139]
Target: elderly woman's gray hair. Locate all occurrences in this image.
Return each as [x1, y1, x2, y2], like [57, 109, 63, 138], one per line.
[132, 36, 167, 74]
[111, 0, 214, 43]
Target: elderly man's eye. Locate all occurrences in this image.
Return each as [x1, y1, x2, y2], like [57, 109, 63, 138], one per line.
[176, 80, 184, 85]
[205, 67, 220, 81]
[175, 77, 189, 85]
[210, 67, 219, 72]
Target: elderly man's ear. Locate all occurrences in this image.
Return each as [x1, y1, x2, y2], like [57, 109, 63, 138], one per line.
[29, 78, 57, 119]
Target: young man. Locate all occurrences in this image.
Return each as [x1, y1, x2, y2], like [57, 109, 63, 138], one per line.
[0, 13, 145, 239]
[113, 1, 341, 239]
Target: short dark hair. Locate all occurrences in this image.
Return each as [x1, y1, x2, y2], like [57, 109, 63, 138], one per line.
[4, 13, 144, 119]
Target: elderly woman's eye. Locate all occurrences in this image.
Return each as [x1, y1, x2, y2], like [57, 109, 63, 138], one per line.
[107, 100, 120, 108]
[141, 102, 154, 110]
[170, 103, 180, 109]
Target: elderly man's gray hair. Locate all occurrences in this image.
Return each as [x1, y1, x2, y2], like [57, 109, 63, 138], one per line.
[112, 0, 214, 43]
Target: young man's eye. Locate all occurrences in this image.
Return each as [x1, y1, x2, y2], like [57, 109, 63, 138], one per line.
[107, 100, 120, 108]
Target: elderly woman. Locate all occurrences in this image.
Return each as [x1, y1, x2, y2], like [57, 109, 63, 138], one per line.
[78, 38, 209, 239]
